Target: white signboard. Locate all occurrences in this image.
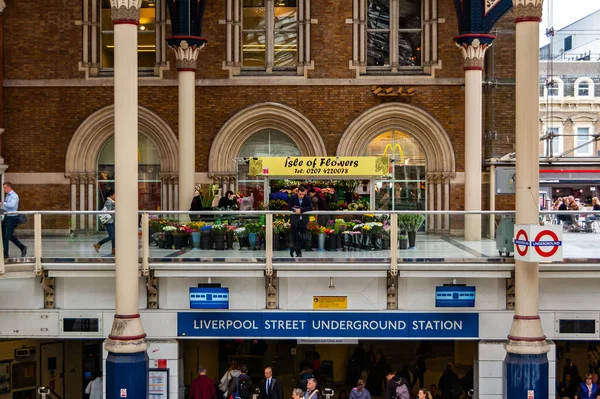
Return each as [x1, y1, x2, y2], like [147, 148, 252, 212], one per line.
[514, 224, 563, 262]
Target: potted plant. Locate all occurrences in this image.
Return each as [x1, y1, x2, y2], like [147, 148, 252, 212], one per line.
[200, 224, 213, 250]
[235, 227, 248, 249]
[338, 180, 360, 205]
[226, 225, 236, 249]
[399, 231, 409, 250]
[188, 221, 205, 249]
[306, 221, 319, 251]
[173, 225, 191, 249]
[398, 214, 426, 248]
[245, 222, 262, 250]
[162, 225, 176, 249]
[212, 224, 228, 250]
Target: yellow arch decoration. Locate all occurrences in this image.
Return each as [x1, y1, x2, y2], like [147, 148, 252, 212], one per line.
[383, 142, 405, 164]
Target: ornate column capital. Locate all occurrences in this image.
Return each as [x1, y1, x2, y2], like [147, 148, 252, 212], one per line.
[166, 38, 207, 71]
[66, 174, 79, 185]
[109, 1, 141, 25]
[512, 0, 543, 22]
[455, 35, 495, 71]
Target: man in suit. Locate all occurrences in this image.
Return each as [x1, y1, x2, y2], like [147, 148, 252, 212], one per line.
[288, 185, 312, 257]
[261, 367, 283, 399]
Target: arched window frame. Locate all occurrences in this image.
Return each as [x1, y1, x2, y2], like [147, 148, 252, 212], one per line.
[575, 77, 594, 98]
[543, 76, 564, 98]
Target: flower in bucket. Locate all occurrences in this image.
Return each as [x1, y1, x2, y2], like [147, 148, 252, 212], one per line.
[162, 225, 177, 233]
[234, 227, 247, 237]
[200, 225, 212, 233]
[188, 221, 206, 232]
[174, 225, 192, 236]
[307, 221, 320, 234]
[212, 224, 228, 234]
[324, 228, 335, 236]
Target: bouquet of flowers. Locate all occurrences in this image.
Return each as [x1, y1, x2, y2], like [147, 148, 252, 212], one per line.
[268, 199, 289, 210]
[187, 221, 206, 232]
[149, 218, 168, 233]
[234, 227, 248, 237]
[273, 219, 291, 234]
[174, 225, 192, 236]
[162, 225, 177, 233]
[307, 221, 320, 234]
[334, 219, 347, 234]
[212, 224, 228, 234]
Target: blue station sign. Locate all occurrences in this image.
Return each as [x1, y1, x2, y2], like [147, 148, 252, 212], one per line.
[177, 312, 478, 339]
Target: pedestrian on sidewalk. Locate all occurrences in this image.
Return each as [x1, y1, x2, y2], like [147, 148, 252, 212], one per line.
[1, 182, 27, 259]
[94, 191, 115, 255]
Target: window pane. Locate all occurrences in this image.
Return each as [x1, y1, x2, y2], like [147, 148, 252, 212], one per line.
[367, 32, 390, 66]
[239, 129, 301, 158]
[274, 2, 297, 30]
[578, 82, 590, 96]
[399, 31, 421, 66]
[548, 81, 559, 96]
[242, 32, 266, 67]
[399, 0, 421, 29]
[243, 4, 266, 29]
[367, 0, 390, 30]
[101, 1, 156, 69]
[274, 33, 298, 67]
[576, 127, 591, 156]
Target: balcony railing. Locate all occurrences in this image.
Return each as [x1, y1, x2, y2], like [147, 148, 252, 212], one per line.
[0, 210, 599, 278]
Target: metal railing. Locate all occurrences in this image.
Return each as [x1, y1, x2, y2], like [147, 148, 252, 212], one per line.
[0, 209, 599, 277]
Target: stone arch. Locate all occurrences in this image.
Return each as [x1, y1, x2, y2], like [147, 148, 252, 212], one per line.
[65, 104, 178, 175]
[336, 102, 455, 174]
[209, 103, 327, 174]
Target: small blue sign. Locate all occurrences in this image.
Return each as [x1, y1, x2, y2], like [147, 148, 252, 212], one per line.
[177, 312, 478, 339]
[435, 286, 476, 308]
[189, 288, 229, 309]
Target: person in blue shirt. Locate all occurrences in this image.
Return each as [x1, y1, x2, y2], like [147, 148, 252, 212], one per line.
[1, 182, 27, 258]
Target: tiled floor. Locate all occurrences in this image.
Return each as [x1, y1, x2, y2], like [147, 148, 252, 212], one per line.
[3, 230, 596, 262]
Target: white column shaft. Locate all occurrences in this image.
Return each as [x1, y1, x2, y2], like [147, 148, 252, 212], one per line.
[113, 23, 139, 316]
[304, 0, 310, 65]
[515, 21, 542, 317]
[168, 181, 174, 211]
[161, 179, 168, 211]
[178, 71, 196, 213]
[489, 165, 496, 238]
[464, 69, 483, 241]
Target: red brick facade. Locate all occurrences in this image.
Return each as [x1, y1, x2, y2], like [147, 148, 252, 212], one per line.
[1, 0, 519, 215]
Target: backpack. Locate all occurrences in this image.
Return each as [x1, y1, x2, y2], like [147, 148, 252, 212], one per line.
[393, 380, 410, 399]
[236, 375, 252, 399]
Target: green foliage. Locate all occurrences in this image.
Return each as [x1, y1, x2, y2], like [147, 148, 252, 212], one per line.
[398, 214, 426, 232]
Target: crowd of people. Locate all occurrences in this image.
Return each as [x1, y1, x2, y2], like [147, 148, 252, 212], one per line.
[551, 196, 600, 232]
[188, 354, 472, 399]
[558, 350, 600, 399]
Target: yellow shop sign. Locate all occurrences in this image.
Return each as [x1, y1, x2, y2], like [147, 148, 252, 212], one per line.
[249, 156, 389, 177]
[313, 296, 348, 309]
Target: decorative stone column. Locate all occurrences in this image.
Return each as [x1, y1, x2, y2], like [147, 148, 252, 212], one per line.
[69, 175, 78, 231]
[504, 2, 549, 399]
[455, 35, 494, 241]
[104, 2, 149, 398]
[87, 174, 95, 230]
[166, 1, 208, 218]
[79, 173, 86, 230]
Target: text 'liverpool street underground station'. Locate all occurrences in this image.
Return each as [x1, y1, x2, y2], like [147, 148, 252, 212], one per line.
[177, 312, 479, 339]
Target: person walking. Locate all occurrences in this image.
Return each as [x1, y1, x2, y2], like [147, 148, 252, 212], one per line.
[350, 379, 371, 399]
[261, 367, 284, 399]
[228, 365, 254, 399]
[576, 374, 598, 399]
[85, 372, 103, 399]
[288, 186, 312, 258]
[190, 367, 218, 399]
[1, 182, 27, 258]
[411, 347, 427, 389]
[93, 191, 116, 255]
[304, 378, 321, 399]
[220, 363, 242, 399]
[438, 364, 462, 399]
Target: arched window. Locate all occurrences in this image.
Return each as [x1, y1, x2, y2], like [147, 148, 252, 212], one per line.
[237, 129, 301, 208]
[575, 77, 594, 97]
[545, 77, 564, 98]
[239, 129, 301, 158]
[97, 134, 162, 212]
[364, 130, 426, 211]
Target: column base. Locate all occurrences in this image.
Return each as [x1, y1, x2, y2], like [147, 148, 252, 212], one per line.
[106, 351, 149, 399]
[504, 352, 548, 399]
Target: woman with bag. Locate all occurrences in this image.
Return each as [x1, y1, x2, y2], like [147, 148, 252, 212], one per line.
[94, 191, 116, 255]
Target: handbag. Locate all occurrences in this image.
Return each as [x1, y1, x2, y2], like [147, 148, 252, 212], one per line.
[17, 214, 27, 225]
[98, 206, 111, 224]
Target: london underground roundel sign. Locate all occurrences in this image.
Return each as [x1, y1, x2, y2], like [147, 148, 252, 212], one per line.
[514, 225, 563, 262]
